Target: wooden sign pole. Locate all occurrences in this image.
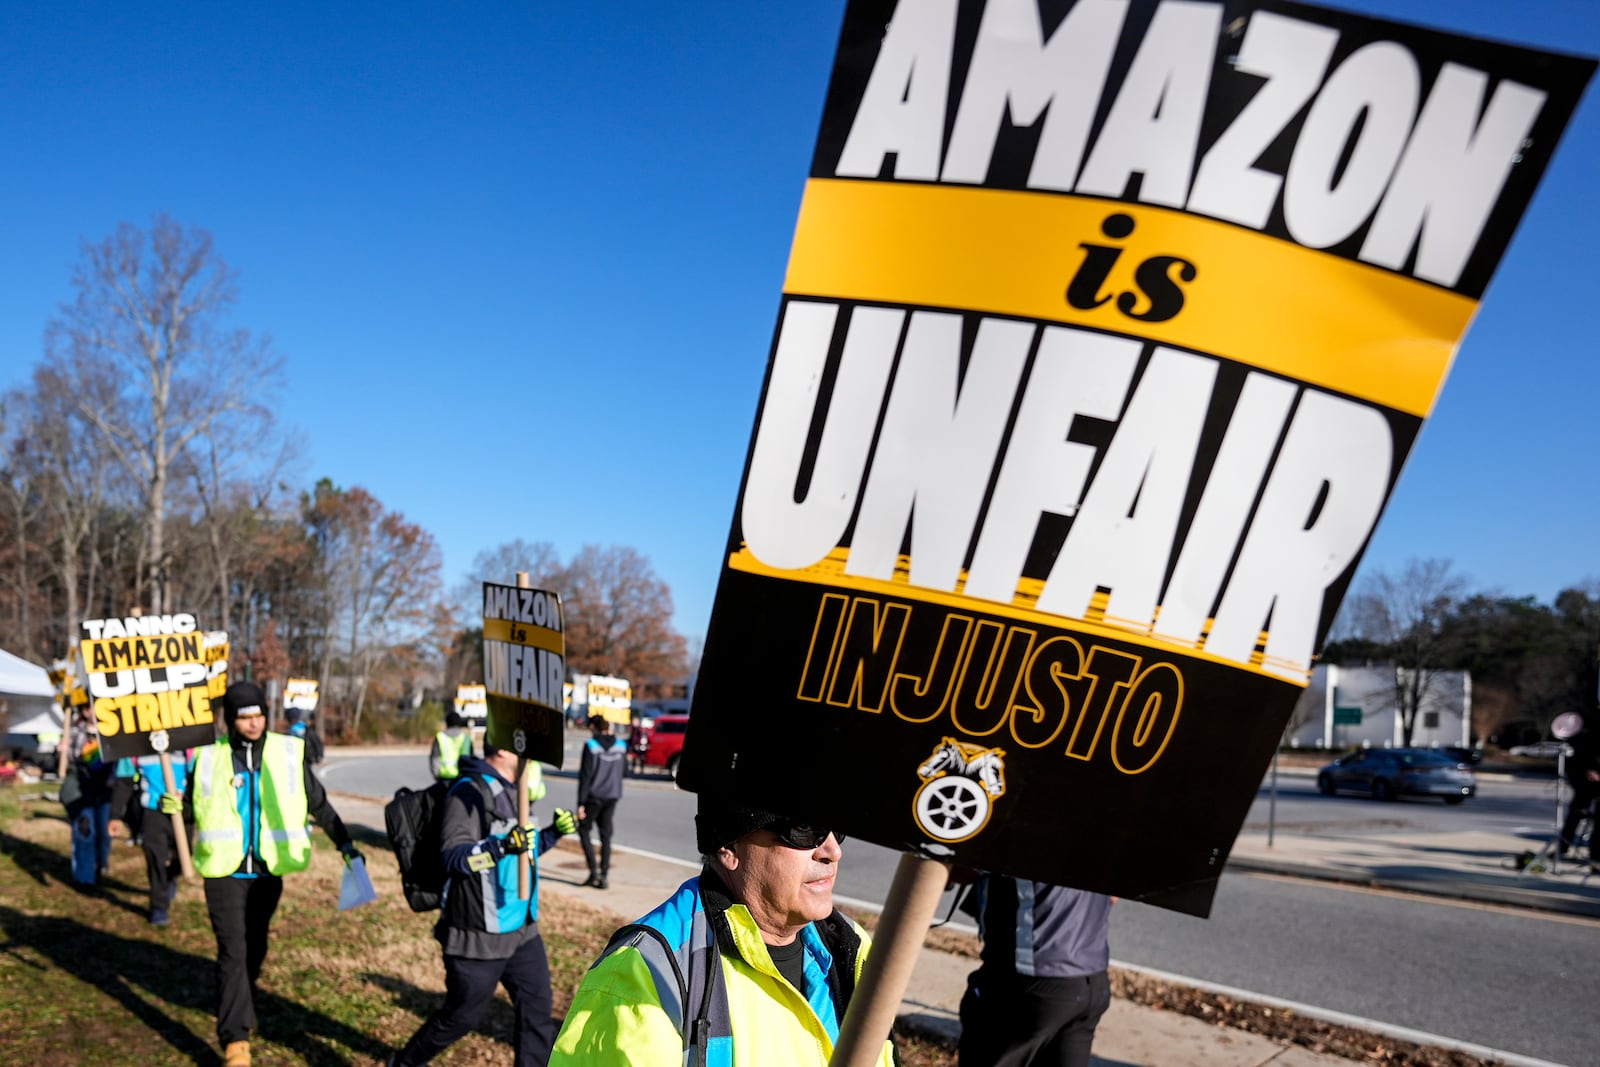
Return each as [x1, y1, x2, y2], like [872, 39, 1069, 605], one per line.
[830, 854, 949, 1067]
[158, 751, 195, 879]
[515, 570, 533, 901]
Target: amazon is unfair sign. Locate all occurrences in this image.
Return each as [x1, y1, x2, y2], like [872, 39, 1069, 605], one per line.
[677, 0, 1595, 915]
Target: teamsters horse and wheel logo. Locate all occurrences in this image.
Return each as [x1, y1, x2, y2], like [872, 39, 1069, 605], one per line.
[913, 737, 1007, 843]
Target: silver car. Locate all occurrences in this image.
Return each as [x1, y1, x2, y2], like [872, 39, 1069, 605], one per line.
[1317, 748, 1476, 804]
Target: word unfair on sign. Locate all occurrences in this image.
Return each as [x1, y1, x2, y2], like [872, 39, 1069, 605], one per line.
[679, 0, 1594, 916]
[481, 582, 566, 766]
[80, 614, 219, 761]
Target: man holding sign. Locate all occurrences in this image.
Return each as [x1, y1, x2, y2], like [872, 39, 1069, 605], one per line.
[389, 743, 576, 1067]
[183, 682, 361, 1067]
[550, 793, 894, 1066]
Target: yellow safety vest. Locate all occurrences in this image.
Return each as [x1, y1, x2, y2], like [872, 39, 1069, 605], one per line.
[435, 730, 472, 778]
[192, 733, 311, 877]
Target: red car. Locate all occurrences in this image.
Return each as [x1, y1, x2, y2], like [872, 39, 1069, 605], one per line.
[638, 714, 690, 779]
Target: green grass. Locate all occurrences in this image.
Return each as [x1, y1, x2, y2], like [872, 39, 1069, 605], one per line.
[0, 790, 954, 1066]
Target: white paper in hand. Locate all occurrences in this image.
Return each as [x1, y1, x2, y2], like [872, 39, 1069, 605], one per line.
[339, 856, 378, 911]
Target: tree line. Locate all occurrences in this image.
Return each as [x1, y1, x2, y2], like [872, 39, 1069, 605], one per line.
[1326, 559, 1599, 746]
[0, 216, 689, 738]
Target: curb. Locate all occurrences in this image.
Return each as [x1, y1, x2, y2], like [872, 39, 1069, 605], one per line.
[1225, 854, 1600, 919]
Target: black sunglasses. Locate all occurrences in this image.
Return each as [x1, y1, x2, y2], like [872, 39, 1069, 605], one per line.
[766, 820, 845, 850]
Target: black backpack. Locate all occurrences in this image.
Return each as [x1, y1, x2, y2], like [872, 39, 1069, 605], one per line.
[384, 780, 456, 912]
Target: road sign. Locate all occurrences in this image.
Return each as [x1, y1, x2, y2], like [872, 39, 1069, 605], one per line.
[1334, 706, 1363, 726]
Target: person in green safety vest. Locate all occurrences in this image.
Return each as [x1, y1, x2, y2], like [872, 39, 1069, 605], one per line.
[430, 711, 476, 781]
[175, 681, 361, 1067]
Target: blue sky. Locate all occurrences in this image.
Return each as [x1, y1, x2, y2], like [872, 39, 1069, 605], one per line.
[0, 0, 1595, 643]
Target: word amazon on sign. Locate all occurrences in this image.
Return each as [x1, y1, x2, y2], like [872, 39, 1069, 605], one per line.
[679, 0, 1594, 916]
[80, 613, 218, 761]
[482, 582, 566, 766]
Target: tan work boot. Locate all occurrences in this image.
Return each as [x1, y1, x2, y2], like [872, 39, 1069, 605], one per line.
[223, 1040, 251, 1066]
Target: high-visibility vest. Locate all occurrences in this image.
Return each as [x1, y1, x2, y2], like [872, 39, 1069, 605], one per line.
[192, 734, 311, 877]
[435, 731, 472, 779]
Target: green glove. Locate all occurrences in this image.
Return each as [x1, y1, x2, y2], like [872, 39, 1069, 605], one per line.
[552, 808, 577, 835]
[159, 793, 183, 816]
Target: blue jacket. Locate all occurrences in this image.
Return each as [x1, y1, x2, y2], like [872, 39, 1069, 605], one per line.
[438, 755, 561, 948]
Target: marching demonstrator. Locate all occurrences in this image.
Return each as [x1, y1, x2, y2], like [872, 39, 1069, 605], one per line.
[183, 681, 361, 1067]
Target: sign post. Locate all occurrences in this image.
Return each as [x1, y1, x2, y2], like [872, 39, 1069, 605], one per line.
[157, 749, 194, 878]
[515, 572, 534, 901]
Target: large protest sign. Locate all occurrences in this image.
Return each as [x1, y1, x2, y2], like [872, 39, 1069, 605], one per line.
[284, 677, 319, 714]
[679, 0, 1594, 916]
[79, 614, 218, 762]
[481, 582, 566, 766]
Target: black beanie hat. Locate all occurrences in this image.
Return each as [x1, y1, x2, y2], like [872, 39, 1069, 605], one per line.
[695, 794, 782, 854]
[221, 681, 268, 731]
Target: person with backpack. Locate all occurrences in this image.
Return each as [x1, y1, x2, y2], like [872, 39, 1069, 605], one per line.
[429, 710, 475, 781]
[283, 707, 325, 767]
[388, 743, 577, 1067]
[57, 702, 114, 887]
[576, 714, 627, 889]
[108, 750, 194, 926]
[181, 682, 361, 1067]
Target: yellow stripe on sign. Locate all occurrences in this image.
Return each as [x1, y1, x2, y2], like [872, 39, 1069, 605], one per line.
[782, 179, 1478, 418]
[481, 617, 565, 655]
[726, 546, 1306, 686]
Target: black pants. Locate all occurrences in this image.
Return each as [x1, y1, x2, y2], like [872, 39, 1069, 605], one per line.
[1559, 780, 1598, 860]
[959, 970, 1111, 1067]
[394, 931, 556, 1066]
[141, 812, 186, 914]
[204, 874, 284, 1044]
[578, 798, 617, 878]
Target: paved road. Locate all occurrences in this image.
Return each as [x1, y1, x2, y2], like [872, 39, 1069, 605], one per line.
[322, 749, 1597, 1064]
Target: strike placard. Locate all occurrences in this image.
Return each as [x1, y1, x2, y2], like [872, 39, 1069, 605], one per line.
[481, 582, 566, 765]
[679, 0, 1595, 916]
[79, 614, 218, 761]
[454, 684, 488, 721]
[284, 677, 319, 713]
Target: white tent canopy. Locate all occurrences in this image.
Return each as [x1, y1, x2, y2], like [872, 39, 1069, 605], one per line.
[0, 647, 54, 699]
[0, 647, 61, 740]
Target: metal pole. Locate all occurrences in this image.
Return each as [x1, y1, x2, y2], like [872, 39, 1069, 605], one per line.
[1268, 745, 1279, 848]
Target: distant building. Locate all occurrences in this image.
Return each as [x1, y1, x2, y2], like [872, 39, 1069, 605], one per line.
[1286, 663, 1471, 749]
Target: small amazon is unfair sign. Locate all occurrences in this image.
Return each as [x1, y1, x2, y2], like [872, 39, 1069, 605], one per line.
[678, 0, 1594, 915]
[79, 613, 221, 761]
[481, 582, 566, 766]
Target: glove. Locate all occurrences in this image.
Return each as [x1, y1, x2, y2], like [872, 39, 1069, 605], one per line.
[159, 793, 183, 816]
[552, 808, 577, 835]
[340, 842, 365, 866]
[503, 824, 535, 856]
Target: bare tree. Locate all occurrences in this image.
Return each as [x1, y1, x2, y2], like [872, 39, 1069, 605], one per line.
[303, 481, 441, 736]
[1343, 559, 1469, 745]
[46, 215, 282, 613]
[12, 366, 119, 649]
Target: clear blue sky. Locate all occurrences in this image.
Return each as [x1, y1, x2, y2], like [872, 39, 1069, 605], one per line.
[1, 1, 1595, 643]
